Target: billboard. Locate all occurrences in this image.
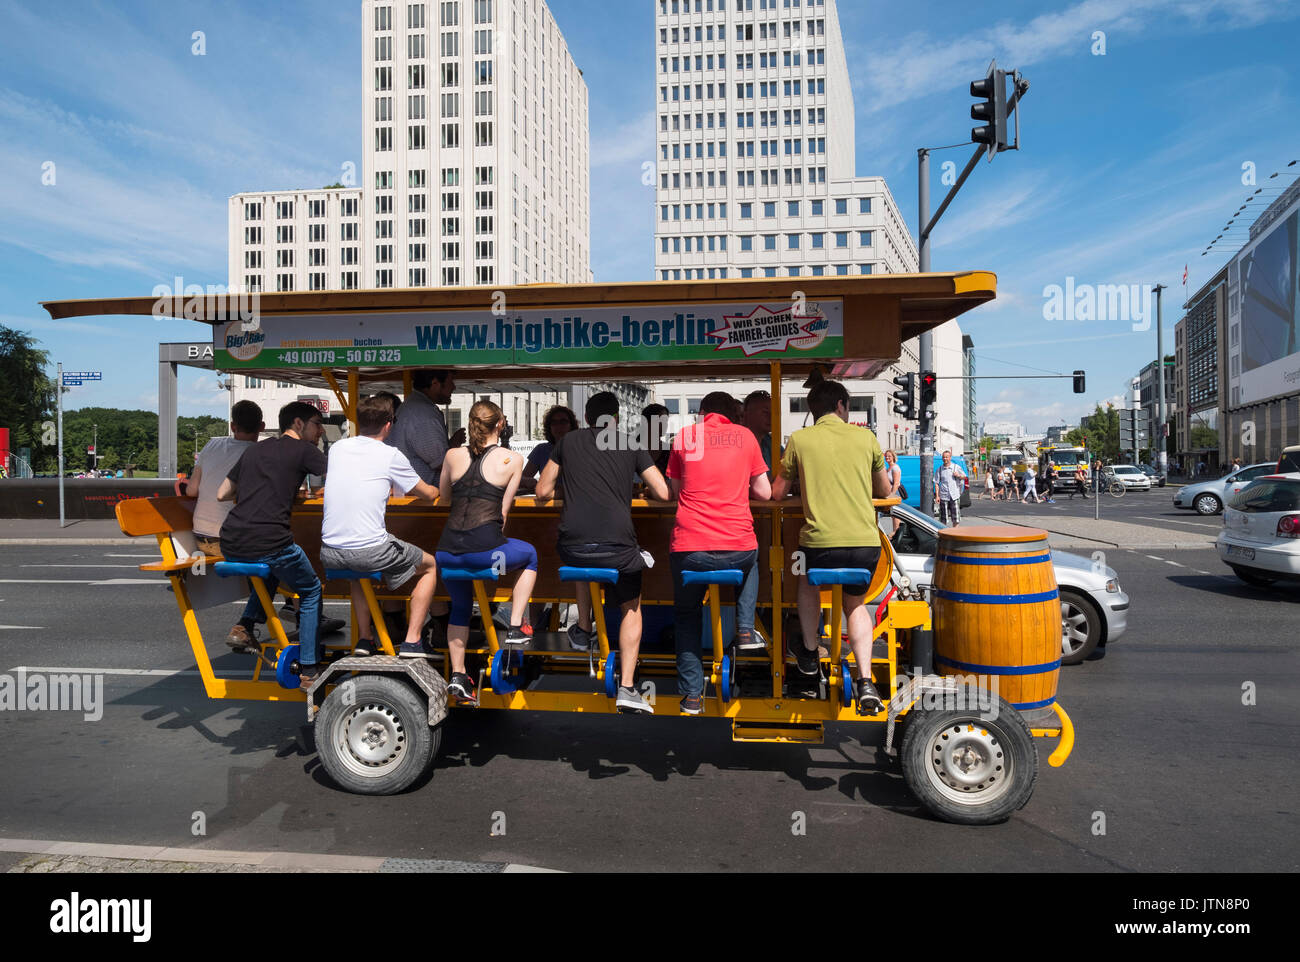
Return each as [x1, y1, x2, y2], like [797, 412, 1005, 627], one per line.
[1236, 205, 1300, 404]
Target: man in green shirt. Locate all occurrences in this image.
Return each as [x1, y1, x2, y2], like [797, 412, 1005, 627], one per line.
[771, 379, 893, 713]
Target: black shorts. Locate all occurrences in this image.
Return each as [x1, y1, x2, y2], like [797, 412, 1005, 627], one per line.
[558, 547, 644, 606]
[800, 545, 882, 595]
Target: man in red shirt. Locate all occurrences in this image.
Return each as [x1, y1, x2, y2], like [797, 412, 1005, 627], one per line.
[667, 391, 772, 715]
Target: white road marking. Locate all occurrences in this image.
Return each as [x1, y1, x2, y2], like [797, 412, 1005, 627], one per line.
[0, 626, 44, 630]
[1164, 560, 1185, 567]
[20, 564, 143, 569]
[1135, 516, 1220, 529]
[9, 666, 209, 677]
[0, 579, 164, 586]
[1145, 555, 1164, 561]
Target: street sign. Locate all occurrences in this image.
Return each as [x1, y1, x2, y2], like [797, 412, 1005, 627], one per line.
[87, 446, 96, 455]
[62, 379, 83, 386]
[63, 371, 102, 380]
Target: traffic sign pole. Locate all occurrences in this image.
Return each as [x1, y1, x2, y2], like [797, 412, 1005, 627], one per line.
[57, 363, 65, 528]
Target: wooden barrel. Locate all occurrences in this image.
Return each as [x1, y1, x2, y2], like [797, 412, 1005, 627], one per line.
[931, 526, 1060, 710]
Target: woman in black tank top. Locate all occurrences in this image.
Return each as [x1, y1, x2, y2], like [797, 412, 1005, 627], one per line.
[434, 402, 539, 701]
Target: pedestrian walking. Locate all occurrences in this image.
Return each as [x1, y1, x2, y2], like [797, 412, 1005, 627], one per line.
[1021, 464, 1041, 504]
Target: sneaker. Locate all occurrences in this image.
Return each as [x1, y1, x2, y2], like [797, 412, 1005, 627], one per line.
[567, 623, 595, 651]
[502, 625, 532, 646]
[785, 636, 821, 677]
[448, 672, 478, 705]
[398, 638, 436, 659]
[298, 664, 326, 688]
[226, 623, 257, 651]
[616, 686, 653, 715]
[351, 637, 377, 657]
[855, 678, 885, 715]
[319, 615, 347, 635]
[735, 628, 765, 651]
[679, 693, 704, 715]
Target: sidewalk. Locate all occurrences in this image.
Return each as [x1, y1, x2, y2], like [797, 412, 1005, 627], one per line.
[0, 518, 142, 546]
[960, 509, 1216, 550]
[0, 837, 555, 873]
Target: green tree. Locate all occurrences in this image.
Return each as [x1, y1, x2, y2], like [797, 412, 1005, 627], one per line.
[1076, 403, 1119, 463]
[0, 324, 56, 468]
[1191, 424, 1218, 450]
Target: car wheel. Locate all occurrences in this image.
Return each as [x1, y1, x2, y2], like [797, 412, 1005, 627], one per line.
[1059, 590, 1101, 665]
[1231, 566, 1277, 588]
[1193, 493, 1222, 515]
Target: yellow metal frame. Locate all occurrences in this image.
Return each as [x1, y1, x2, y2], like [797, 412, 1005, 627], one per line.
[137, 494, 1073, 770]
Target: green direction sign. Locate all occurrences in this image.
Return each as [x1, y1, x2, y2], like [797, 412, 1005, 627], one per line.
[213, 300, 845, 369]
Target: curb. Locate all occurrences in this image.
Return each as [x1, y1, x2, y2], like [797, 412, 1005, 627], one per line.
[0, 837, 559, 873]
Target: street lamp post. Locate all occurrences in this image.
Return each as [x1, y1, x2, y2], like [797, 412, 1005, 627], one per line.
[1153, 284, 1168, 480]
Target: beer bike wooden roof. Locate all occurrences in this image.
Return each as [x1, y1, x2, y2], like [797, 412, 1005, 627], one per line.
[42, 272, 994, 387]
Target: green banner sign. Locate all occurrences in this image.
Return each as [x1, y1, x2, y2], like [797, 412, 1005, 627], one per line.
[213, 300, 845, 369]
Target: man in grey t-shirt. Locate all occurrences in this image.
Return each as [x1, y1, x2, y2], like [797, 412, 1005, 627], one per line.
[387, 369, 465, 489]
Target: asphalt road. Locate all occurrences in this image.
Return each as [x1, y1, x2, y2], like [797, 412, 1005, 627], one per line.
[0, 540, 1296, 872]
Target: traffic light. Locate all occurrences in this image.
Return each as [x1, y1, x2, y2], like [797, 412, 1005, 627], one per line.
[970, 61, 1007, 158]
[891, 372, 915, 420]
[919, 370, 937, 423]
[1073, 370, 1086, 393]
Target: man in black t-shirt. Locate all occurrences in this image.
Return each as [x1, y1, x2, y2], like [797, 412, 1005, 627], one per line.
[535, 391, 670, 714]
[218, 402, 330, 684]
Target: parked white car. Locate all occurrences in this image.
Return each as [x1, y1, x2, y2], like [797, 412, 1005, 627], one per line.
[1108, 464, 1152, 491]
[1216, 475, 1300, 586]
[878, 503, 1129, 664]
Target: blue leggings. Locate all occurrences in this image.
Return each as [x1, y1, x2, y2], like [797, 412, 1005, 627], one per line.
[436, 539, 539, 626]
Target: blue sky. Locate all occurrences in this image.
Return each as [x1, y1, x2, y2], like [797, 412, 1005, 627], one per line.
[1, 0, 1297, 432]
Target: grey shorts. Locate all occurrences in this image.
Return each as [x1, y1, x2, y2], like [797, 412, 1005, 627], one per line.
[320, 537, 425, 590]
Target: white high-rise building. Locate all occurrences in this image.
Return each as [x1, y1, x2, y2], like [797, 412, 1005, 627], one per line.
[653, 0, 917, 282]
[225, 0, 593, 428]
[651, 0, 940, 453]
[363, 0, 591, 290]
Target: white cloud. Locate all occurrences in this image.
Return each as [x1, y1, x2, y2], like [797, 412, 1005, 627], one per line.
[853, 0, 1298, 114]
[591, 109, 656, 168]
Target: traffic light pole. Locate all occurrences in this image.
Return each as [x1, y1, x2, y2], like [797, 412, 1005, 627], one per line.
[916, 74, 1027, 517]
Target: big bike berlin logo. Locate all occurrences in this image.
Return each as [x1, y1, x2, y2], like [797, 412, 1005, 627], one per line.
[223, 320, 267, 361]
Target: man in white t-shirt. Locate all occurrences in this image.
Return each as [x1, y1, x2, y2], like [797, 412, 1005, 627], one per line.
[933, 450, 967, 526]
[319, 394, 441, 658]
[180, 400, 264, 555]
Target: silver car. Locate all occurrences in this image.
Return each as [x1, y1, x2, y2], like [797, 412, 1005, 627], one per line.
[877, 503, 1129, 664]
[1173, 462, 1276, 516]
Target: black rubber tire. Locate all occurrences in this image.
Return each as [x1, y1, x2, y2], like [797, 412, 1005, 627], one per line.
[1231, 566, 1277, 588]
[315, 674, 440, 795]
[1058, 590, 1101, 666]
[1194, 492, 1222, 516]
[900, 693, 1038, 825]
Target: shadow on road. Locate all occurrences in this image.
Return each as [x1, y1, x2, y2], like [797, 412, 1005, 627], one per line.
[1167, 573, 1300, 603]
